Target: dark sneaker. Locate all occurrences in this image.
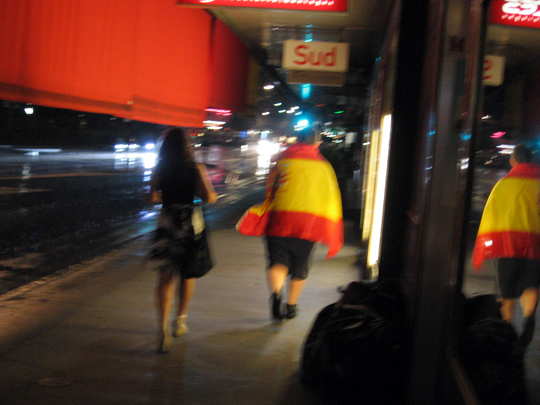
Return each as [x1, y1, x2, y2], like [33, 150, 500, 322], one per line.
[284, 304, 297, 319]
[270, 293, 283, 320]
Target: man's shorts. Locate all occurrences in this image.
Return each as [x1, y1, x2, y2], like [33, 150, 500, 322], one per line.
[497, 258, 540, 299]
[266, 236, 315, 280]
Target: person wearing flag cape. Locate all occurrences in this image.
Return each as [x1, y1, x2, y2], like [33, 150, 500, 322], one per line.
[473, 143, 540, 352]
[237, 128, 343, 320]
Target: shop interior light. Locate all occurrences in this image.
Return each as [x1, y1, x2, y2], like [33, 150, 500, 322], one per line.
[264, 84, 275, 90]
[368, 114, 392, 271]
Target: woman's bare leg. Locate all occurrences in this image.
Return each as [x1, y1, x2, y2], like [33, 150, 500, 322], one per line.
[156, 272, 175, 352]
[177, 278, 196, 317]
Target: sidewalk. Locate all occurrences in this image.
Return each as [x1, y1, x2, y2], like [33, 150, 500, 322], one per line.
[0, 225, 361, 404]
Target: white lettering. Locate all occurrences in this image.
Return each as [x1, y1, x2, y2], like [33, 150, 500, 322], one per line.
[502, 2, 522, 13]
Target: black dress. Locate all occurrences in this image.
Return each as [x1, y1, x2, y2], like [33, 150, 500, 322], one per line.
[147, 162, 203, 277]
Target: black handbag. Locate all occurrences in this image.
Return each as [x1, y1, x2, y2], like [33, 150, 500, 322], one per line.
[183, 209, 214, 278]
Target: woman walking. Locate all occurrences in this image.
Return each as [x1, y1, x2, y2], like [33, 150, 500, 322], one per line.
[147, 127, 217, 353]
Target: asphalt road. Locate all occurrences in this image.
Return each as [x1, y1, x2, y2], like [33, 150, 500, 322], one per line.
[0, 145, 269, 295]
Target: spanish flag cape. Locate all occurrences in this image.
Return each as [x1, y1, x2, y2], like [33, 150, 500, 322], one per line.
[237, 143, 343, 259]
[472, 162, 540, 272]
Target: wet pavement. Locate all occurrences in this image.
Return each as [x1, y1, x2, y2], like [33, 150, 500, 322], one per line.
[0, 205, 363, 405]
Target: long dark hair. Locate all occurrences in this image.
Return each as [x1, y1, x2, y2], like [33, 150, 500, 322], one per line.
[157, 127, 195, 168]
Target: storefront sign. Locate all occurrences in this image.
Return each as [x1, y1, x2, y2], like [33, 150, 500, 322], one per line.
[483, 55, 506, 86]
[489, 0, 540, 29]
[177, 0, 347, 12]
[282, 40, 349, 72]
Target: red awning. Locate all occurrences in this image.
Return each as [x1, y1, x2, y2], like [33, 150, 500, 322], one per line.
[0, 0, 250, 127]
[209, 19, 249, 113]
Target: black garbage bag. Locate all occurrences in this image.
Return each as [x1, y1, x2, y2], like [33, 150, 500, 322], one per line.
[459, 294, 528, 405]
[301, 280, 407, 402]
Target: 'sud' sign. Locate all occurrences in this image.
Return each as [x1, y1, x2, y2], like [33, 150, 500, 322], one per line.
[282, 40, 349, 73]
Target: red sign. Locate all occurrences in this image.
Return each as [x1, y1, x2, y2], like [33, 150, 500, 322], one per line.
[489, 0, 540, 29]
[177, 0, 347, 12]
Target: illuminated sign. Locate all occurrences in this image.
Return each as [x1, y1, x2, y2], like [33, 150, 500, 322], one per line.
[489, 0, 540, 29]
[177, 0, 347, 12]
[483, 55, 506, 86]
[282, 40, 349, 72]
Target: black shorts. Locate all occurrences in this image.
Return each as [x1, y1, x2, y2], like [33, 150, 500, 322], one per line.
[497, 258, 540, 299]
[266, 236, 315, 280]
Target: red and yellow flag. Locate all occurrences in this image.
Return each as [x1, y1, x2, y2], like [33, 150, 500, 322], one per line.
[472, 163, 540, 271]
[237, 143, 343, 259]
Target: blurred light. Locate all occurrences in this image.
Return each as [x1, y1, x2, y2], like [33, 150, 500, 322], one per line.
[262, 112, 270, 116]
[205, 108, 231, 114]
[257, 155, 272, 175]
[203, 120, 226, 126]
[295, 119, 309, 131]
[368, 114, 392, 269]
[274, 102, 282, 106]
[287, 136, 298, 144]
[144, 143, 155, 150]
[497, 144, 515, 154]
[258, 140, 280, 155]
[143, 153, 157, 169]
[491, 131, 506, 138]
[279, 109, 286, 113]
[115, 143, 128, 152]
[264, 84, 275, 90]
[24, 107, 34, 115]
[128, 143, 140, 150]
[302, 84, 311, 99]
[334, 110, 344, 114]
